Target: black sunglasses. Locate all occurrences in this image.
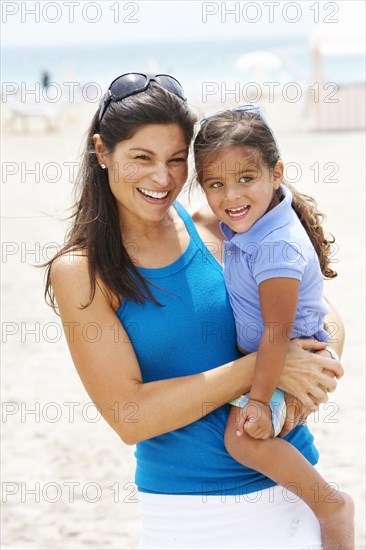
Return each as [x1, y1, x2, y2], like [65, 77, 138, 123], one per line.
[98, 72, 187, 122]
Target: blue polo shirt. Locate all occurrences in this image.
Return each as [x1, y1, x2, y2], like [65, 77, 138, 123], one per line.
[221, 185, 329, 352]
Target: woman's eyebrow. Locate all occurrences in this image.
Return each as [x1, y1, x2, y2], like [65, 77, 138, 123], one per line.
[128, 147, 188, 155]
[129, 147, 155, 154]
[172, 148, 189, 155]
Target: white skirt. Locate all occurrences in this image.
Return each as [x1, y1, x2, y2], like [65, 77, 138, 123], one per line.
[138, 484, 323, 550]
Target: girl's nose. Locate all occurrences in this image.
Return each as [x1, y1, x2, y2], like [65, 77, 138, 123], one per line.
[225, 184, 243, 201]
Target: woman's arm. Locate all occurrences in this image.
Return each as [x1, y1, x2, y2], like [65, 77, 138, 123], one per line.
[323, 295, 345, 357]
[51, 254, 256, 445]
[279, 297, 346, 435]
[50, 255, 342, 445]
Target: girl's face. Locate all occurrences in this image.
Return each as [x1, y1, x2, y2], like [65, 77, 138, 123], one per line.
[94, 124, 188, 229]
[201, 146, 283, 233]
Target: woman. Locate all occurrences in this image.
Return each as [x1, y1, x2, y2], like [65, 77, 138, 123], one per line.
[44, 73, 344, 550]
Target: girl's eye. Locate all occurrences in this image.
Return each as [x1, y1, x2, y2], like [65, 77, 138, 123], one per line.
[239, 176, 252, 183]
[209, 181, 223, 189]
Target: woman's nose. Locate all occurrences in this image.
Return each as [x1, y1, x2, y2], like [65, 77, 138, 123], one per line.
[151, 164, 170, 187]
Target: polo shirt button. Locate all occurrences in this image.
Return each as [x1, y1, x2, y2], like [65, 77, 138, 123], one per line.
[227, 250, 232, 256]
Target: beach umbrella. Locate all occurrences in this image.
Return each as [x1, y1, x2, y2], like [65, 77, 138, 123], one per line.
[234, 51, 282, 74]
[234, 50, 283, 101]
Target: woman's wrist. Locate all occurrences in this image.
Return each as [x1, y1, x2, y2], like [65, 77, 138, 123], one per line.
[277, 341, 340, 410]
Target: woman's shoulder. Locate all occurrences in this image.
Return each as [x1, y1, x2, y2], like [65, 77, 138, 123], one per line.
[49, 250, 91, 304]
[50, 250, 119, 311]
[50, 249, 88, 283]
[187, 203, 223, 241]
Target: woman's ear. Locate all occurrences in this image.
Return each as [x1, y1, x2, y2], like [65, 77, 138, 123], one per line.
[93, 134, 108, 167]
[272, 160, 284, 189]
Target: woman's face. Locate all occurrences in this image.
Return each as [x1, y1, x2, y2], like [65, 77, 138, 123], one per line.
[96, 124, 188, 229]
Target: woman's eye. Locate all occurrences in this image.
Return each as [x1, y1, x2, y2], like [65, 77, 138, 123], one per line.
[170, 157, 187, 164]
[135, 155, 150, 161]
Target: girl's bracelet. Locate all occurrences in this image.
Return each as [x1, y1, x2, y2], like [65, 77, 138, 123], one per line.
[248, 398, 270, 407]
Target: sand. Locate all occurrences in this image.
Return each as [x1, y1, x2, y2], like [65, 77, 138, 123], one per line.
[1, 95, 365, 549]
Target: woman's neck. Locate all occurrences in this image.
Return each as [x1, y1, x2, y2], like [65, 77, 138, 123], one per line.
[120, 207, 175, 243]
[121, 206, 189, 269]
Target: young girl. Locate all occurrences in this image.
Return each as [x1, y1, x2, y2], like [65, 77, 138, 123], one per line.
[194, 105, 354, 550]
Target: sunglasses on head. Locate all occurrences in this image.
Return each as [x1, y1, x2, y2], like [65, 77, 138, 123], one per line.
[200, 104, 279, 151]
[98, 72, 187, 122]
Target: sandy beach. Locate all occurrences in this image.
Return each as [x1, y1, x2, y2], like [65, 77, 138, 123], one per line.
[1, 94, 365, 550]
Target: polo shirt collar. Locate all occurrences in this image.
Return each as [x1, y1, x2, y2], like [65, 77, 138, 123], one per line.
[220, 184, 293, 246]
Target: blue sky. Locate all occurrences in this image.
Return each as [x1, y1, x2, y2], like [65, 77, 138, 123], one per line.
[2, 1, 364, 48]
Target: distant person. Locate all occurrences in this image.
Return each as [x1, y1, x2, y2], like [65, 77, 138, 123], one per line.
[41, 71, 50, 88]
[194, 104, 355, 550]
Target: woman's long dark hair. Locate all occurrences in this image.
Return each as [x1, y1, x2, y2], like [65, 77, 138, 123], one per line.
[43, 83, 197, 313]
[194, 110, 337, 279]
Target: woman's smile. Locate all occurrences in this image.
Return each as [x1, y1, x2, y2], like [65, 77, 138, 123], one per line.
[137, 188, 170, 201]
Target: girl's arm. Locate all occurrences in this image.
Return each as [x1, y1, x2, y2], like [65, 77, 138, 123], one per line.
[249, 277, 300, 404]
[50, 255, 342, 445]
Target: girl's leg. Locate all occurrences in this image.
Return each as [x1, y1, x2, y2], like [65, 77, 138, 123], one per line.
[224, 407, 355, 550]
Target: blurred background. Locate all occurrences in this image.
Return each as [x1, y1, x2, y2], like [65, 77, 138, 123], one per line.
[1, 1, 365, 548]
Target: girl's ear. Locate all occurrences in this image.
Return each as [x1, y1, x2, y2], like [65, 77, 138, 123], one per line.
[93, 134, 108, 167]
[272, 160, 284, 189]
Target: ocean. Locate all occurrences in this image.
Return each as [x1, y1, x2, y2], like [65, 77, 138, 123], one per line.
[2, 38, 364, 97]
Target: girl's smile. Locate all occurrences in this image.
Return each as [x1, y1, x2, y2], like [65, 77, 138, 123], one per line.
[225, 204, 250, 220]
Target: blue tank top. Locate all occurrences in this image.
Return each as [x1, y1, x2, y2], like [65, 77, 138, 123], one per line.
[116, 201, 319, 495]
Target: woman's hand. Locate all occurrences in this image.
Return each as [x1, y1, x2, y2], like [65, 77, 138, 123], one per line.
[279, 393, 312, 437]
[278, 339, 343, 411]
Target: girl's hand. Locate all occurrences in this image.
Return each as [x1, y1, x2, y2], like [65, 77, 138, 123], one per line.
[235, 400, 274, 440]
[278, 339, 343, 411]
